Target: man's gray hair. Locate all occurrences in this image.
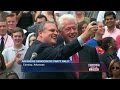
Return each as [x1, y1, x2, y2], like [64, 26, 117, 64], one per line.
[57, 14, 78, 31]
[36, 21, 56, 37]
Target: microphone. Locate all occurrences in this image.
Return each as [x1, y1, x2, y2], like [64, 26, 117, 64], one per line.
[30, 52, 37, 60]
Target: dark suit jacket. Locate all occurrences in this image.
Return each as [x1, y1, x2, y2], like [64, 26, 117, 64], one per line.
[99, 52, 119, 69]
[78, 45, 102, 79]
[98, 51, 119, 77]
[24, 39, 82, 79]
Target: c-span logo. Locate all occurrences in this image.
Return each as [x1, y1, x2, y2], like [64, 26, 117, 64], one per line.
[88, 64, 100, 72]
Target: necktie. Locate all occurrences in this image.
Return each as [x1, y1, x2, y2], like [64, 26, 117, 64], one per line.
[0, 37, 4, 52]
[72, 53, 79, 79]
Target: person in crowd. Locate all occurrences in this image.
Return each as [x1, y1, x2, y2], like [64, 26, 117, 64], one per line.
[78, 21, 88, 35]
[54, 11, 74, 22]
[2, 27, 28, 79]
[41, 11, 54, 22]
[6, 13, 21, 35]
[6, 13, 28, 45]
[25, 33, 36, 48]
[115, 19, 120, 29]
[78, 21, 89, 43]
[97, 11, 120, 23]
[0, 17, 14, 52]
[27, 14, 47, 34]
[17, 11, 34, 30]
[0, 11, 9, 20]
[98, 37, 119, 78]
[107, 59, 120, 79]
[24, 14, 98, 79]
[102, 11, 120, 41]
[74, 11, 90, 23]
[35, 14, 47, 24]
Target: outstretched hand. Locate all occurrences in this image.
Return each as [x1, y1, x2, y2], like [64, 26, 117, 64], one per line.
[80, 21, 98, 41]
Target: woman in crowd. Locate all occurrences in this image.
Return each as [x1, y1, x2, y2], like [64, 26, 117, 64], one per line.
[107, 59, 120, 79]
[25, 33, 36, 48]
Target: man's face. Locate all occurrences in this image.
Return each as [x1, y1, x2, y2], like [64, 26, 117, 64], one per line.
[60, 20, 78, 43]
[6, 17, 17, 30]
[97, 22, 105, 36]
[105, 15, 116, 28]
[12, 32, 24, 46]
[39, 23, 58, 45]
[0, 22, 7, 36]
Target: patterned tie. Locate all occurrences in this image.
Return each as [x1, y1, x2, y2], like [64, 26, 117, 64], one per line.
[72, 53, 79, 79]
[0, 37, 4, 52]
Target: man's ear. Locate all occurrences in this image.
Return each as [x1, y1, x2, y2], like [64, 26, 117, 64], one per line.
[38, 30, 42, 34]
[38, 30, 43, 37]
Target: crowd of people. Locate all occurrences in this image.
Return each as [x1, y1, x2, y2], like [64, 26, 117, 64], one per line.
[0, 11, 120, 79]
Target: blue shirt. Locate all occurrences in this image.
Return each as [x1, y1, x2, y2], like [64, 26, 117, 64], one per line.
[86, 38, 98, 48]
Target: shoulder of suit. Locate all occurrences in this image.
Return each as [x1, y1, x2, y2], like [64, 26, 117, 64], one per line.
[32, 40, 53, 50]
[83, 44, 96, 49]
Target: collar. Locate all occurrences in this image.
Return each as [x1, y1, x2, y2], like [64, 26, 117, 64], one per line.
[0, 34, 8, 40]
[107, 26, 117, 33]
[12, 44, 25, 52]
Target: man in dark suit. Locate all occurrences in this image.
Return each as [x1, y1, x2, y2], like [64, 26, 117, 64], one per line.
[58, 14, 102, 79]
[78, 45, 102, 79]
[24, 14, 97, 79]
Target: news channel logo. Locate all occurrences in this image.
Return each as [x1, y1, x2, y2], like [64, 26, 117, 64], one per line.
[88, 64, 100, 72]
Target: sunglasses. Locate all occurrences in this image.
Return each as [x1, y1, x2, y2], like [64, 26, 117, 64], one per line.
[111, 67, 120, 70]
